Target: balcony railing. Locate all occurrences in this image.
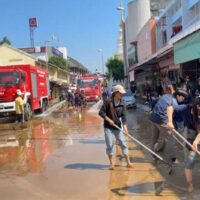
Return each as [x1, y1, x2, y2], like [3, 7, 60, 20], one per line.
[171, 7, 182, 24]
[184, 14, 200, 29]
[188, 0, 199, 9]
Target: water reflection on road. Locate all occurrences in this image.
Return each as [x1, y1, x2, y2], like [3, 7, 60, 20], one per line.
[0, 108, 102, 177]
[0, 106, 200, 199]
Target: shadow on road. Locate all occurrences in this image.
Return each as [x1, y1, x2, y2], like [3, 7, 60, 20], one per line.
[64, 163, 108, 170]
[110, 181, 181, 197]
[79, 139, 105, 144]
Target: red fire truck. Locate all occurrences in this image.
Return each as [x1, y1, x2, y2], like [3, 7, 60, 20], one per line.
[0, 64, 50, 120]
[76, 74, 102, 102]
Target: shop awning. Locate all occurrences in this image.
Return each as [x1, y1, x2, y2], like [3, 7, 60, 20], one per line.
[174, 30, 200, 64]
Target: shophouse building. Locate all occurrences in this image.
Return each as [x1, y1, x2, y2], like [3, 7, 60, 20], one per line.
[132, 18, 157, 92]
[125, 0, 151, 84]
[128, 0, 200, 94]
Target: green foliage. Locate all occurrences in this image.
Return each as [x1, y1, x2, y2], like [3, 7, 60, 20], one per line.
[106, 57, 124, 81]
[0, 37, 11, 45]
[49, 56, 69, 70]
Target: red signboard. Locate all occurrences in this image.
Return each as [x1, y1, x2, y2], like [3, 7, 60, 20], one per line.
[40, 46, 47, 53]
[29, 18, 37, 27]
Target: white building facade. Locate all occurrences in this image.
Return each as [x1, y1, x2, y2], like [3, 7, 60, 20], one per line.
[125, 0, 200, 94]
[125, 0, 151, 84]
[155, 0, 200, 84]
[156, 0, 200, 50]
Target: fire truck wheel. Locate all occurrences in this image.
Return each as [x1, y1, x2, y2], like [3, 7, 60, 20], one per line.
[24, 103, 33, 121]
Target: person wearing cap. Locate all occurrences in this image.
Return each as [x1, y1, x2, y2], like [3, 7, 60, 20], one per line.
[15, 89, 24, 123]
[173, 85, 194, 136]
[99, 84, 133, 169]
[150, 85, 188, 164]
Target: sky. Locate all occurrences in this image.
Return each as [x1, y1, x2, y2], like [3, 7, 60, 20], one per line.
[0, 0, 130, 73]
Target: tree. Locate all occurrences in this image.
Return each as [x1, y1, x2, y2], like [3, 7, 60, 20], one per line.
[49, 56, 69, 70]
[0, 37, 11, 45]
[106, 57, 124, 81]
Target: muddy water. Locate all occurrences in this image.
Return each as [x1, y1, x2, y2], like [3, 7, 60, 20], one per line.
[0, 105, 199, 199]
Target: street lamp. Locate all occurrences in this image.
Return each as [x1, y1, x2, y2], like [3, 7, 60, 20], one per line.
[98, 49, 104, 75]
[117, 2, 129, 87]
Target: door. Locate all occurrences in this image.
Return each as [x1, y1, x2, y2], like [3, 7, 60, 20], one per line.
[31, 73, 38, 98]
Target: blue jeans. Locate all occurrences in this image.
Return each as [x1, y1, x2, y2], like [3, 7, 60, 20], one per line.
[104, 128, 128, 156]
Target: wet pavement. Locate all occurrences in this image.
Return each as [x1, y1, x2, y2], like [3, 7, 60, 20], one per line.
[0, 103, 200, 200]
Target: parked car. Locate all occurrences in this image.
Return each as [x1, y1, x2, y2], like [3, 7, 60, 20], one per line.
[122, 90, 136, 109]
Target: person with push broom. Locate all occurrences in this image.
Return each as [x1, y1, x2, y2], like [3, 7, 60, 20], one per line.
[150, 85, 188, 164]
[98, 84, 133, 170]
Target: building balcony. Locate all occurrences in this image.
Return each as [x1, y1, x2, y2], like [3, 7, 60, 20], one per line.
[171, 7, 182, 24]
[184, 14, 200, 29]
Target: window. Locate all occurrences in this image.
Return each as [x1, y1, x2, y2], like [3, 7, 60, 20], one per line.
[128, 45, 138, 67]
[162, 30, 167, 45]
[0, 72, 19, 86]
[77, 79, 98, 87]
[21, 72, 26, 84]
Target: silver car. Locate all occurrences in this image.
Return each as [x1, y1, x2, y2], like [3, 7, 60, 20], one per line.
[122, 90, 136, 109]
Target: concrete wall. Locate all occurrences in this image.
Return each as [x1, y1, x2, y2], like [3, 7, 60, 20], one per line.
[126, 0, 151, 50]
[137, 18, 156, 63]
[0, 45, 36, 66]
[58, 47, 67, 59]
[182, 0, 200, 29]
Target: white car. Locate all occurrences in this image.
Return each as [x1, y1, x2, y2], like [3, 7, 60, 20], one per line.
[122, 90, 136, 109]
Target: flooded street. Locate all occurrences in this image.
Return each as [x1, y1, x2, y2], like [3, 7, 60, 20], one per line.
[0, 103, 200, 200]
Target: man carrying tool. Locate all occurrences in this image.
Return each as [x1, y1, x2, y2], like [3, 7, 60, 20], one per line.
[98, 84, 133, 170]
[150, 85, 188, 164]
[15, 89, 24, 123]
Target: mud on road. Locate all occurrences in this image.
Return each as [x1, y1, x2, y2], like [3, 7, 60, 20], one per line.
[0, 103, 199, 199]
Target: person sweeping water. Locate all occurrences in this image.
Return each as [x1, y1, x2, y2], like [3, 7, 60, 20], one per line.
[98, 84, 133, 170]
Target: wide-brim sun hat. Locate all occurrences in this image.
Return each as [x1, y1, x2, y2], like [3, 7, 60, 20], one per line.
[112, 84, 126, 94]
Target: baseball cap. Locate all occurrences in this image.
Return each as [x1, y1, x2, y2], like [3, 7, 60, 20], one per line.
[176, 88, 188, 97]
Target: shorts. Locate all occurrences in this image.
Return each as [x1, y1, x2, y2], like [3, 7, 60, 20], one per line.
[184, 151, 196, 170]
